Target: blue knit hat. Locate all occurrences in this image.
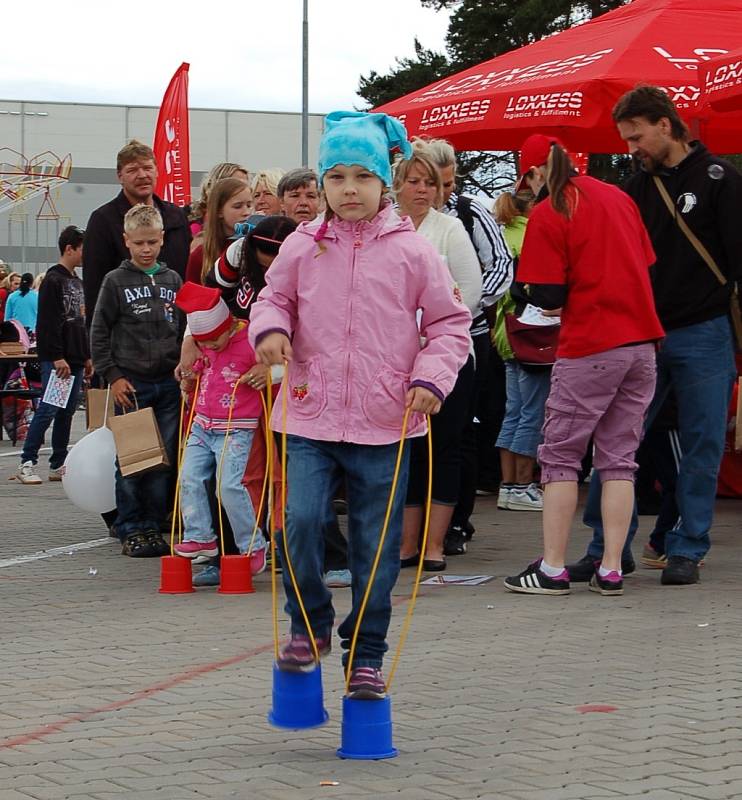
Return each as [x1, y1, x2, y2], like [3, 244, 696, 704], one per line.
[318, 111, 412, 187]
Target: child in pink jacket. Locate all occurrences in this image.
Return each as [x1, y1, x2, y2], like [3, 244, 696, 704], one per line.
[174, 282, 267, 575]
[249, 111, 471, 699]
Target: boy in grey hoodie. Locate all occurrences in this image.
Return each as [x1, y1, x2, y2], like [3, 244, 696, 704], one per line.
[91, 204, 184, 557]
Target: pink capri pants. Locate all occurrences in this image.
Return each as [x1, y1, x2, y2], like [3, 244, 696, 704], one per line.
[538, 343, 656, 484]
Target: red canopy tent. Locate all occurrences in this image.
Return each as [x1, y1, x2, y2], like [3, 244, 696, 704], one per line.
[374, 0, 742, 154]
[698, 45, 742, 113]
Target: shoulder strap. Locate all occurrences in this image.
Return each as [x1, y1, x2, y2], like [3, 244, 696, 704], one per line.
[652, 175, 727, 286]
[455, 195, 475, 241]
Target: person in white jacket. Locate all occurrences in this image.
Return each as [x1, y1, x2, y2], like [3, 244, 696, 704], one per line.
[394, 148, 482, 571]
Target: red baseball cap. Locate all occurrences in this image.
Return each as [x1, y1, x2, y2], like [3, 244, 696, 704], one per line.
[515, 134, 564, 192]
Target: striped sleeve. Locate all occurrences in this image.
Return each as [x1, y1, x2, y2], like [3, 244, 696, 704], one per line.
[469, 198, 513, 305]
[213, 238, 244, 289]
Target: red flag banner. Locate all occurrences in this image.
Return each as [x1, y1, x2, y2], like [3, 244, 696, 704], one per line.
[153, 62, 191, 206]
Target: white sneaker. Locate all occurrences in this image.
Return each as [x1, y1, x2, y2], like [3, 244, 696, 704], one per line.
[497, 486, 511, 510]
[48, 466, 65, 482]
[507, 484, 543, 511]
[17, 461, 42, 485]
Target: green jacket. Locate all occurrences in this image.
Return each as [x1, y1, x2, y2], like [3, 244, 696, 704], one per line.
[492, 216, 528, 360]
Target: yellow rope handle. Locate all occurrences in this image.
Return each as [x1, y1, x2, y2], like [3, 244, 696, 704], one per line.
[215, 378, 242, 556]
[169, 374, 201, 556]
[344, 407, 413, 694]
[385, 417, 433, 692]
[264, 387, 281, 662]
[267, 365, 322, 664]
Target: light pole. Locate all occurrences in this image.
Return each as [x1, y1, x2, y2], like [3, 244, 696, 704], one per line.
[302, 0, 309, 166]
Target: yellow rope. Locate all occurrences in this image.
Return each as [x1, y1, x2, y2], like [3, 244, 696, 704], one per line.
[271, 366, 321, 664]
[215, 379, 242, 555]
[385, 417, 433, 692]
[264, 387, 281, 662]
[169, 374, 201, 556]
[344, 407, 414, 693]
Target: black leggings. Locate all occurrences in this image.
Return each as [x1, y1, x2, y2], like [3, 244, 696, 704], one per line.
[406, 356, 475, 506]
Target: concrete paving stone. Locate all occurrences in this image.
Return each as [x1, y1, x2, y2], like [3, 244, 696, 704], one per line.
[2, 427, 741, 800]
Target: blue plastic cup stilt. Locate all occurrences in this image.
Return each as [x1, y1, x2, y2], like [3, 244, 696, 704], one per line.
[268, 663, 329, 730]
[337, 695, 398, 759]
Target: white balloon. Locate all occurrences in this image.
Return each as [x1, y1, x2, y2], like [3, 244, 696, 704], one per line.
[62, 427, 117, 514]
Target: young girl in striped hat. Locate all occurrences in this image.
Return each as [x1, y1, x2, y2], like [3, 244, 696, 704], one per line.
[173, 282, 268, 574]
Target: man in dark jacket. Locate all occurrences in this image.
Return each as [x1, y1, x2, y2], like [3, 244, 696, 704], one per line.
[568, 86, 740, 586]
[17, 226, 93, 485]
[91, 204, 184, 558]
[83, 140, 190, 323]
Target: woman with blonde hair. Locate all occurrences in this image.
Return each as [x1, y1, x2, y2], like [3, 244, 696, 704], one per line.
[0, 271, 21, 323]
[32, 272, 46, 291]
[251, 169, 285, 215]
[184, 177, 252, 285]
[394, 148, 482, 571]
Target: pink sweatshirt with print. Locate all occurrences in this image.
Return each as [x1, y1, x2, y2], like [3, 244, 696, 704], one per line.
[248, 202, 472, 445]
[193, 325, 262, 431]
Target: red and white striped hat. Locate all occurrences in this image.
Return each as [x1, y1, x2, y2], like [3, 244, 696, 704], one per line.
[175, 281, 232, 342]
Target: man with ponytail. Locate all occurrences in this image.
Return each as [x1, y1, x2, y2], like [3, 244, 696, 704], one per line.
[504, 134, 664, 597]
[568, 85, 741, 587]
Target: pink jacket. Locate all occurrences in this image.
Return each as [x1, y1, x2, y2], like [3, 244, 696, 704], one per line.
[193, 325, 262, 431]
[248, 203, 472, 445]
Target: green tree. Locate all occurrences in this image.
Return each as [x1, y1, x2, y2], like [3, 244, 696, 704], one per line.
[357, 0, 632, 193]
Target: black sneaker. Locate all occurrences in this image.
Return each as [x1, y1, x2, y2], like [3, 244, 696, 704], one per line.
[463, 520, 475, 541]
[443, 526, 467, 556]
[589, 570, 624, 596]
[566, 554, 598, 582]
[661, 556, 700, 585]
[504, 560, 570, 595]
[567, 553, 636, 582]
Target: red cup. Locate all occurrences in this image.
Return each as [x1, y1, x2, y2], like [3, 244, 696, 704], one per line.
[218, 554, 255, 594]
[159, 555, 195, 594]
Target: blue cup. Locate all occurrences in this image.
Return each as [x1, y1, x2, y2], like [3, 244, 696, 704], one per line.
[268, 663, 329, 730]
[337, 696, 398, 760]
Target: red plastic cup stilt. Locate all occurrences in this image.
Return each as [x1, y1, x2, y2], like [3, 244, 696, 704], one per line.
[218, 554, 255, 594]
[159, 555, 195, 594]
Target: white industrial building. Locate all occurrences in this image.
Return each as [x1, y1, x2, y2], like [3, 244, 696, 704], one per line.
[0, 99, 326, 272]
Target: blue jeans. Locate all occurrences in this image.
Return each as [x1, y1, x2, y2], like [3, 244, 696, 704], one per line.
[180, 425, 265, 553]
[114, 376, 180, 541]
[21, 361, 85, 469]
[495, 361, 551, 458]
[583, 316, 736, 563]
[281, 435, 410, 669]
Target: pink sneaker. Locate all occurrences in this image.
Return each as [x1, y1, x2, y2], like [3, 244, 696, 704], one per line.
[174, 539, 219, 559]
[249, 547, 267, 575]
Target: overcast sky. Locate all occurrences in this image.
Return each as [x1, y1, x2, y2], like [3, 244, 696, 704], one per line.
[1, 1, 451, 113]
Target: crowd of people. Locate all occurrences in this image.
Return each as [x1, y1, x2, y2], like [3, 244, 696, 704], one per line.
[2, 85, 740, 700]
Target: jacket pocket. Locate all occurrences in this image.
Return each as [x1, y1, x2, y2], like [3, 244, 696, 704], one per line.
[287, 358, 327, 420]
[362, 366, 411, 431]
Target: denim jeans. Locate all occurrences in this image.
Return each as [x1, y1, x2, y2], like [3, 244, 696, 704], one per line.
[21, 361, 85, 469]
[180, 425, 265, 553]
[583, 316, 736, 563]
[114, 376, 180, 541]
[280, 434, 410, 669]
[495, 360, 551, 458]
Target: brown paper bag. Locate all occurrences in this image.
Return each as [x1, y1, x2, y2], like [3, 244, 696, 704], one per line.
[86, 387, 115, 431]
[109, 405, 170, 476]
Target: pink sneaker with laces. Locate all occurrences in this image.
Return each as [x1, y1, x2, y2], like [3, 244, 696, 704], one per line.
[174, 539, 219, 559]
[348, 667, 387, 700]
[277, 633, 332, 672]
[249, 547, 267, 575]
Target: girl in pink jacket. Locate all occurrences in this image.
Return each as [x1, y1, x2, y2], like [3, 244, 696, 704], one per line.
[249, 111, 471, 699]
[174, 282, 267, 575]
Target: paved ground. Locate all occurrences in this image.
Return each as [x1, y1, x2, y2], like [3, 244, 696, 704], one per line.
[1, 413, 742, 800]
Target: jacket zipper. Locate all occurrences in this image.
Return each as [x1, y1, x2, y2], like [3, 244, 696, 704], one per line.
[341, 228, 362, 440]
